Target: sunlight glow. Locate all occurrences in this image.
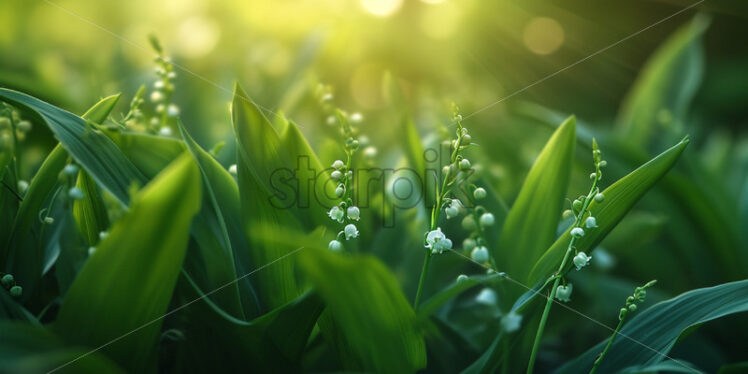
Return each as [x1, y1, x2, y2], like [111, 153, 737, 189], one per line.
[361, 0, 403, 17]
[523, 17, 564, 55]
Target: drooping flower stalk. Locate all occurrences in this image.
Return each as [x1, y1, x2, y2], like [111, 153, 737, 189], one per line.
[526, 139, 606, 374]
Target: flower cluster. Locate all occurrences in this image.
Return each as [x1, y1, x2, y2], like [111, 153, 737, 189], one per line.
[554, 139, 608, 302]
[318, 87, 365, 252]
[0, 104, 31, 156]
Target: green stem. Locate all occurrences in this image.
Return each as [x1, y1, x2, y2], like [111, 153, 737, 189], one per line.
[590, 315, 626, 374]
[527, 174, 600, 374]
[526, 244, 574, 374]
[413, 125, 465, 310]
[413, 251, 432, 310]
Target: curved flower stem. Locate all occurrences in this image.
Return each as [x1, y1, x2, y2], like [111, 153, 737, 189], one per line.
[526, 164, 600, 374]
[589, 315, 626, 374]
[413, 119, 465, 310]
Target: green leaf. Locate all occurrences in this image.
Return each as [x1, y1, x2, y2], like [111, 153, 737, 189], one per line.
[53, 153, 201, 372]
[299, 248, 426, 373]
[497, 115, 576, 279]
[232, 82, 301, 310]
[556, 280, 748, 373]
[617, 16, 708, 146]
[0, 88, 147, 204]
[528, 137, 689, 284]
[0, 321, 125, 374]
[2, 144, 66, 293]
[178, 119, 256, 318]
[417, 273, 503, 320]
[460, 332, 505, 374]
[279, 119, 336, 229]
[72, 171, 109, 246]
[71, 94, 121, 246]
[171, 272, 323, 373]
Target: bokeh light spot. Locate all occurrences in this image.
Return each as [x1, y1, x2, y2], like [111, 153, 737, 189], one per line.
[176, 16, 220, 58]
[361, 0, 403, 17]
[523, 17, 564, 55]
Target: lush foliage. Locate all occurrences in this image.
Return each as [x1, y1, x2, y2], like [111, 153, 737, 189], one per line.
[1, 5, 748, 374]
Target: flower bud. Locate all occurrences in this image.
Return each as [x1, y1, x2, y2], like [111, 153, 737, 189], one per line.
[628, 304, 637, 312]
[473, 187, 486, 200]
[461, 215, 477, 231]
[462, 134, 472, 144]
[69, 187, 84, 200]
[570, 227, 585, 238]
[328, 240, 342, 251]
[599, 160, 607, 167]
[150, 91, 164, 102]
[335, 184, 345, 197]
[463, 238, 477, 251]
[344, 224, 359, 240]
[573, 252, 592, 270]
[480, 213, 495, 227]
[88, 246, 96, 256]
[63, 164, 79, 176]
[471, 246, 489, 263]
[590, 172, 597, 180]
[562, 209, 574, 219]
[159, 126, 173, 136]
[459, 159, 472, 171]
[331, 170, 343, 181]
[501, 311, 522, 333]
[16, 120, 32, 132]
[44, 217, 54, 224]
[556, 284, 572, 302]
[1, 274, 14, 288]
[9, 285, 22, 298]
[347, 206, 360, 221]
[167, 104, 180, 117]
[584, 216, 597, 228]
[456, 274, 469, 283]
[350, 112, 363, 123]
[99, 231, 109, 240]
[332, 160, 345, 170]
[17, 180, 28, 194]
[594, 193, 605, 203]
[475, 288, 497, 305]
[572, 199, 583, 214]
[228, 164, 237, 175]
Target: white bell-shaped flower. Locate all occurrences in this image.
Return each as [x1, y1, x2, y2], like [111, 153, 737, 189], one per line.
[344, 224, 359, 240]
[573, 252, 592, 270]
[347, 206, 360, 221]
[328, 206, 345, 223]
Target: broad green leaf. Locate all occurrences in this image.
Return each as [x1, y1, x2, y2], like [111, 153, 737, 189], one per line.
[461, 332, 505, 374]
[497, 115, 576, 279]
[299, 248, 426, 373]
[3, 144, 66, 293]
[0, 321, 125, 374]
[232, 82, 301, 310]
[3, 94, 121, 292]
[0, 287, 38, 323]
[0, 88, 147, 204]
[72, 94, 120, 246]
[116, 133, 185, 178]
[179, 119, 255, 318]
[279, 119, 336, 229]
[617, 16, 708, 146]
[171, 272, 323, 373]
[417, 273, 503, 319]
[72, 171, 109, 246]
[556, 280, 748, 373]
[53, 153, 201, 372]
[528, 137, 689, 284]
[618, 360, 704, 374]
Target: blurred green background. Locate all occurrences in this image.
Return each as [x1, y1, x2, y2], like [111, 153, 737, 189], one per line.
[2, 0, 748, 372]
